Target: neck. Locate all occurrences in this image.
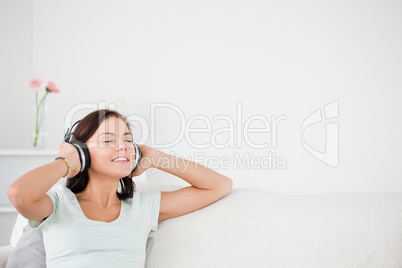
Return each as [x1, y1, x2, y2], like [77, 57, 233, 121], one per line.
[76, 175, 121, 208]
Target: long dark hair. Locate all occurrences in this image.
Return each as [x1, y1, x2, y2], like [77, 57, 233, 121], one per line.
[65, 109, 136, 200]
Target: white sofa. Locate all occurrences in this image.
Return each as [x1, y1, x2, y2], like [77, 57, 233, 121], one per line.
[1, 181, 402, 267]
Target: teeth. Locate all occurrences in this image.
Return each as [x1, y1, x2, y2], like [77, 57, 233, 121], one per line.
[112, 157, 128, 162]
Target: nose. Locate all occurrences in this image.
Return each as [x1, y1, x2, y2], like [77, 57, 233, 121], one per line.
[115, 138, 128, 151]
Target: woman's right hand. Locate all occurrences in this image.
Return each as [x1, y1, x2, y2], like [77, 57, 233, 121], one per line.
[57, 141, 81, 178]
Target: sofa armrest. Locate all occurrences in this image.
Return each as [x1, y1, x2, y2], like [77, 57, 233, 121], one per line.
[0, 246, 14, 268]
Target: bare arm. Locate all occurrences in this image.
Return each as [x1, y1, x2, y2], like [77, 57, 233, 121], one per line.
[151, 149, 232, 192]
[133, 145, 232, 222]
[7, 142, 81, 221]
[8, 160, 67, 206]
[133, 145, 232, 192]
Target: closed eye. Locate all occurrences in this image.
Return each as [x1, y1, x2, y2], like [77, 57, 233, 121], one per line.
[104, 140, 133, 142]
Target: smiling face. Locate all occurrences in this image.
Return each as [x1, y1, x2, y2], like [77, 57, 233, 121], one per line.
[86, 116, 136, 180]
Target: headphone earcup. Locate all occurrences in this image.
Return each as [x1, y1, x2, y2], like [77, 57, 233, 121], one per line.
[71, 138, 91, 173]
[64, 120, 89, 173]
[132, 143, 141, 172]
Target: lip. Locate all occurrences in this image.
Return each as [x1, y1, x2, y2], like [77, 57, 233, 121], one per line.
[112, 156, 129, 161]
[112, 161, 129, 164]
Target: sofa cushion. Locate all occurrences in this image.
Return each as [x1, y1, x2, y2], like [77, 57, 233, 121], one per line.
[5, 225, 45, 268]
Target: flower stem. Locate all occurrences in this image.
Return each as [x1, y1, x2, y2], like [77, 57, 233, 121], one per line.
[34, 90, 48, 147]
[34, 91, 39, 146]
[37, 91, 48, 133]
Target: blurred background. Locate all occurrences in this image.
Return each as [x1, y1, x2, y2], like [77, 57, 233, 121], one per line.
[0, 0, 401, 229]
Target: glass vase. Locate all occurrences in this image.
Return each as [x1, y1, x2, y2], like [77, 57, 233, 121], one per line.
[31, 94, 48, 149]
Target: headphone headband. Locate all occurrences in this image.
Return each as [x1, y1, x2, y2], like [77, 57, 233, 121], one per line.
[64, 120, 81, 143]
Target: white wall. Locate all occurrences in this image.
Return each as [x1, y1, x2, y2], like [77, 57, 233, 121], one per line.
[1, 0, 401, 194]
[0, 1, 33, 149]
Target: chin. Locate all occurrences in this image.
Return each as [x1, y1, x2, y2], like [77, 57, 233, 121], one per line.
[115, 172, 131, 179]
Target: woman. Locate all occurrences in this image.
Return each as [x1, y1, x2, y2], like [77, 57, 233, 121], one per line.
[7, 109, 233, 268]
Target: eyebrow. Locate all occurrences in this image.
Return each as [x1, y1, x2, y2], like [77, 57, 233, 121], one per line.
[100, 132, 132, 136]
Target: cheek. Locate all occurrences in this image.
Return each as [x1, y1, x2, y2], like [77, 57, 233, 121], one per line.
[89, 149, 112, 168]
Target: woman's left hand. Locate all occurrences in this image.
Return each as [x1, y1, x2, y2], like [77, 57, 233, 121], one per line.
[130, 144, 155, 177]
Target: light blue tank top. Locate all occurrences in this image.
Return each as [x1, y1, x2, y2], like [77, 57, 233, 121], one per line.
[28, 183, 161, 268]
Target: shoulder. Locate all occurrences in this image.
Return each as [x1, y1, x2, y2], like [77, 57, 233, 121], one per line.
[47, 183, 69, 197]
[44, 183, 65, 199]
[121, 190, 161, 210]
[51, 183, 65, 192]
[130, 190, 161, 209]
[138, 191, 161, 201]
[46, 183, 77, 205]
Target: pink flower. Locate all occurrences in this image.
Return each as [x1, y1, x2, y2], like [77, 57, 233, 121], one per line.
[26, 75, 61, 147]
[47, 81, 60, 93]
[24, 75, 48, 92]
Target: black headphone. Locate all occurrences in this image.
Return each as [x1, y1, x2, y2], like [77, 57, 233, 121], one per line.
[63, 119, 142, 175]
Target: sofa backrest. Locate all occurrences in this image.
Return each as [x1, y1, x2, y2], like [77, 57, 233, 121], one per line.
[146, 188, 402, 267]
[9, 181, 402, 267]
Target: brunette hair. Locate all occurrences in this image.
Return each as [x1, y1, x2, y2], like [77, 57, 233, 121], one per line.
[65, 109, 136, 200]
